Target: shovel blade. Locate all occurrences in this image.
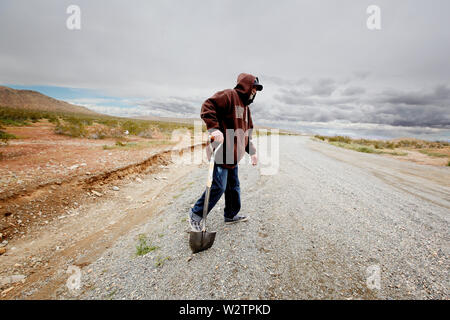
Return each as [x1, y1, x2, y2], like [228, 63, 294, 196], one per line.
[189, 231, 216, 253]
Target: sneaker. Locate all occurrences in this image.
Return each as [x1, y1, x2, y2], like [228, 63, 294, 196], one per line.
[188, 211, 202, 232]
[224, 215, 249, 224]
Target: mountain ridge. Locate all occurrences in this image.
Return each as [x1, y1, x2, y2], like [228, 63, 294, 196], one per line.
[0, 85, 98, 115]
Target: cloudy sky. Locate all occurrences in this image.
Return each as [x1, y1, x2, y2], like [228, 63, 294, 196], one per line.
[1, 0, 449, 140]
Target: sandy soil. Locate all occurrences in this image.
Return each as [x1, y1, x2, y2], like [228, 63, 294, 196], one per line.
[1, 121, 172, 199]
[0, 121, 199, 241]
[0, 121, 205, 298]
[385, 148, 450, 166]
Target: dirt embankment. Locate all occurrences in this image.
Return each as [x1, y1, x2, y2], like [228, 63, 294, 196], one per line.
[0, 121, 206, 299]
[0, 121, 203, 244]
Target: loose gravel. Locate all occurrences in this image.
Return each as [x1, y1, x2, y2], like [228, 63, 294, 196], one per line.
[74, 136, 449, 300]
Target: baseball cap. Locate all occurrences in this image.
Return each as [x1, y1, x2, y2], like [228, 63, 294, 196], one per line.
[253, 77, 263, 91]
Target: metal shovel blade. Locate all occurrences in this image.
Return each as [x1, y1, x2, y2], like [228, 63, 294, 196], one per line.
[189, 231, 216, 253]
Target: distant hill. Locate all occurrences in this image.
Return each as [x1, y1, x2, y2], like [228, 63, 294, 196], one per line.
[0, 86, 98, 115]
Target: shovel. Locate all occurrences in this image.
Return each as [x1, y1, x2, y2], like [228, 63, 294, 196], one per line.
[189, 137, 222, 253]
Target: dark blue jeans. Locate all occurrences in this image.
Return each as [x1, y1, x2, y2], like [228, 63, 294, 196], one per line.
[191, 163, 241, 219]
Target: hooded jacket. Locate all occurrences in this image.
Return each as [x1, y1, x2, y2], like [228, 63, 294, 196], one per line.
[201, 73, 257, 169]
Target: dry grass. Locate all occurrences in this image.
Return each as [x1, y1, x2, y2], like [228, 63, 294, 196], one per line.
[0, 106, 200, 140]
[0, 129, 16, 145]
[418, 150, 448, 158]
[328, 141, 407, 156]
[315, 135, 449, 149]
[314, 135, 450, 165]
[102, 140, 175, 150]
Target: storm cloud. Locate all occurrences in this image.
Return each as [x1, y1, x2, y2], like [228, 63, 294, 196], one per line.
[270, 81, 450, 129]
[0, 0, 449, 139]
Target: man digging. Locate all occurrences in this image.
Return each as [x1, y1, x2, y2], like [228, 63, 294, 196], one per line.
[189, 73, 263, 231]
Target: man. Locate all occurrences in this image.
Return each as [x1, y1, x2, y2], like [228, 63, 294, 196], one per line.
[189, 73, 263, 231]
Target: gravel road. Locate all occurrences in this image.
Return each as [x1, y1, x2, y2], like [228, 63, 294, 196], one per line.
[77, 136, 449, 300]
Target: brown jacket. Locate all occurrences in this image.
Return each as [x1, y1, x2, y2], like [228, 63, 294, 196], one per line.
[201, 73, 257, 169]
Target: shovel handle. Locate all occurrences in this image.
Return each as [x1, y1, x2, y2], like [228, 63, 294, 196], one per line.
[202, 137, 222, 231]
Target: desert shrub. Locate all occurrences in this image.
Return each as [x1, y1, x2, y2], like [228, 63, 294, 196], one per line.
[395, 140, 410, 148]
[0, 129, 16, 145]
[328, 136, 352, 144]
[97, 118, 119, 128]
[115, 140, 127, 147]
[63, 116, 93, 126]
[374, 143, 382, 149]
[352, 139, 369, 146]
[120, 120, 148, 136]
[47, 115, 59, 124]
[356, 146, 376, 153]
[0, 106, 59, 125]
[55, 121, 87, 137]
[86, 124, 117, 139]
[0, 108, 30, 126]
[314, 135, 326, 141]
[385, 142, 396, 149]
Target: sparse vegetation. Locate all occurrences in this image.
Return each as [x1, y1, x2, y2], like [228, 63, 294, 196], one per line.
[0, 106, 59, 126]
[328, 136, 352, 144]
[135, 234, 159, 256]
[419, 150, 448, 158]
[155, 256, 171, 268]
[102, 139, 175, 150]
[0, 106, 198, 140]
[106, 289, 117, 300]
[115, 140, 127, 147]
[315, 134, 446, 158]
[386, 151, 409, 156]
[315, 135, 326, 141]
[314, 135, 449, 150]
[356, 146, 379, 154]
[0, 129, 16, 145]
[55, 118, 88, 138]
[447, 161, 450, 167]
[329, 141, 382, 154]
